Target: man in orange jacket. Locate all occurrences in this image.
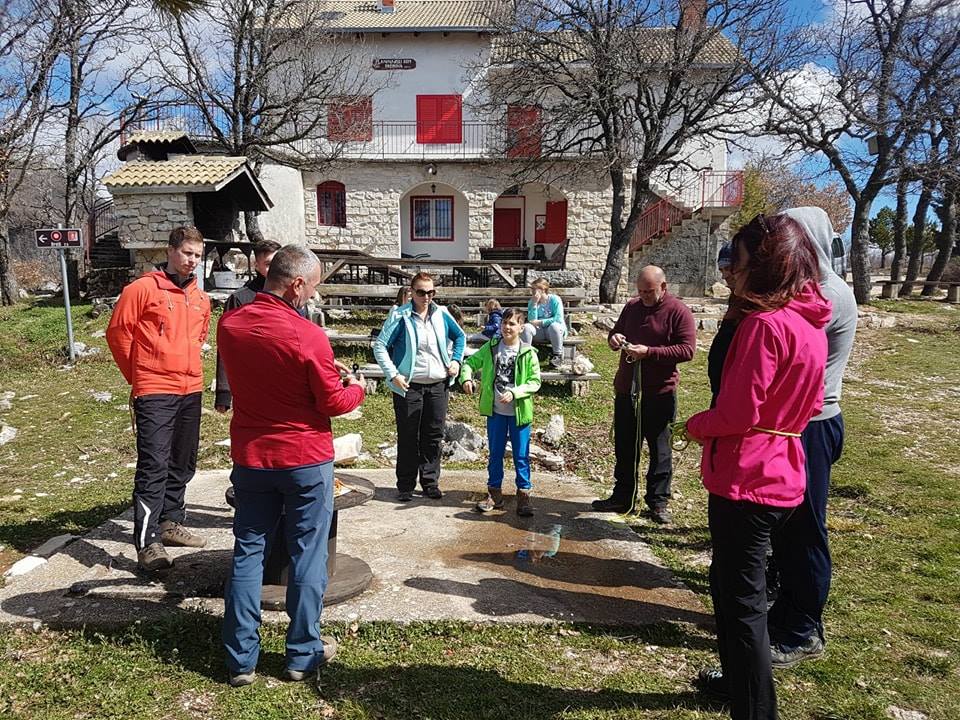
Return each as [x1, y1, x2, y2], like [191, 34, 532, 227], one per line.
[107, 226, 211, 572]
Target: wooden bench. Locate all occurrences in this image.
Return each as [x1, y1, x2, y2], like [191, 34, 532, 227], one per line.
[348, 363, 600, 397]
[324, 331, 587, 362]
[878, 280, 960, 303]
[316, 283, 586, 306]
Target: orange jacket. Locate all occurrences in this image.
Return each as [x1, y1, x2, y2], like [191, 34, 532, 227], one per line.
[107, 270, 211, 397]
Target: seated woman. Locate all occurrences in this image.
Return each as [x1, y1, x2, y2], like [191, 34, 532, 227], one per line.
[520, 278, 567, 368]
[685, 213, 831, 720]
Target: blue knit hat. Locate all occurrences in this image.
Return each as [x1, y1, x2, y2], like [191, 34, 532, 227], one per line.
[717, 242, 733, 269]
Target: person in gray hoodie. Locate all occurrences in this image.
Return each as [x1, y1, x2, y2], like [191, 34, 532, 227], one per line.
[769, 207, 857, 666]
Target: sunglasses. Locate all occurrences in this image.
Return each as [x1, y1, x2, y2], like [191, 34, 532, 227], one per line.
[754, 213, 771, 235]
[413, 288, 436, 297]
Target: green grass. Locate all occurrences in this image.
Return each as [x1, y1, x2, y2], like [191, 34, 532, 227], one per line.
[0, 298, 958, 718]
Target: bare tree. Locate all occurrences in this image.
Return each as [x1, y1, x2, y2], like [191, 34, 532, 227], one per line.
[477, 0, 795, 302]
[755, 0, 960, 304]
[0, 1, 65, 304]
[151, 0, 374, 242]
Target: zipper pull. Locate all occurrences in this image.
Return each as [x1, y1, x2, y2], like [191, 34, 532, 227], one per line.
[159, 321, 165, 337]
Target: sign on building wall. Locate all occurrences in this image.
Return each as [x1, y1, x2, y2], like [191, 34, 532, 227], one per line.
[373, 58, 416, 70]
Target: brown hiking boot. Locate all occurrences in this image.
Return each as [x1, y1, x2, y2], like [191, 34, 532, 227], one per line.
[516, 490, 535, 517]
[475, 487, 504, 513]
[159, 520, 207, 548]
[138, 542, 173, 572]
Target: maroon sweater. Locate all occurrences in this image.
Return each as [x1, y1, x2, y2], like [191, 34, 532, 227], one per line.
[609, 293, 696, 395]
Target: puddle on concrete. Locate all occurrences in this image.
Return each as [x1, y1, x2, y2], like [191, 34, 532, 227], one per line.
[515, 524, 563, 564]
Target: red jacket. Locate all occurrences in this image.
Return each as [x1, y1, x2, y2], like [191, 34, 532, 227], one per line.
[106, 270, 210, 397]
[217, 292, 364, 469]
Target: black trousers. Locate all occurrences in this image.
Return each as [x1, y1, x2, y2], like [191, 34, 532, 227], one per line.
[709, 494, 792, 720]
[611, 391, 675, 508]
[132, 392, 202, 550]
[393, 381, 448, 492]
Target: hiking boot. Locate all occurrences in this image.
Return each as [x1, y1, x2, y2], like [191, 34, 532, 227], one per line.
[285, 636, 338, 681]
[424, 485, 443, 500]
[475, 487, 504, 513]
[770, 634, 824, 668]
[397, 490, 414, 502]
[516, 490, 535, 517]
[591, 496, 631, 513]
[549, 354, 565, 369]
[228, 670, 256, 687]
[159, 520, 207, 548]
[695, 667, 729, 700]
[648, 504, 672, 525]
[138, 542, 173, 573]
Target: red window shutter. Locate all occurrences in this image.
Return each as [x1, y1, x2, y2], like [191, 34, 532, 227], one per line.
[544, 200, 567, 244]
[328, 98, 372, 142]
[417, 95, 461, 144]
[507, 105, 541, 158]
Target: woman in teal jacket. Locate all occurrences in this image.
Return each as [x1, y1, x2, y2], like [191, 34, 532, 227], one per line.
[460, 308, 542, 516]
[520, 278, 567, 368]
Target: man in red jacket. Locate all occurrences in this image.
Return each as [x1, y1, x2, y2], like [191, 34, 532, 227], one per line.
[106, 226, 210, 573]
[593, 265, 696, 523]
[217, 244, 364, 687]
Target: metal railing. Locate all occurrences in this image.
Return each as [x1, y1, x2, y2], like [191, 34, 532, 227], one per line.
[630, 170, 744, 252]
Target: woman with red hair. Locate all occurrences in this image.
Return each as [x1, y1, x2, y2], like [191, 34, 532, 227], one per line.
[686, 214, 831, 720]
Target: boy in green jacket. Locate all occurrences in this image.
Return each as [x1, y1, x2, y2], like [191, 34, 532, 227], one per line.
[459, 308, 542, 516]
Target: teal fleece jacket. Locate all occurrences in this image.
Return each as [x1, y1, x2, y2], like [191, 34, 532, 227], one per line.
[458, 338, 542, 426]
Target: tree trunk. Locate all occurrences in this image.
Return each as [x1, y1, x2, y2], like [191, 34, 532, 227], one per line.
[849, 198, 873, 304]
[0, 218, 21, 305]
[63, 36, 80, 229]
[900, 181, 934, 296]
[880, 251, 887, 269]
[244, 211, 265, 245]
[598, 167, 630, 304]
[922, 187, 957, 296]
[889, 174, 909, 281]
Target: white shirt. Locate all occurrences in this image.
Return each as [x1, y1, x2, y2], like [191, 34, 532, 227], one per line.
[410, 309, 448, 383]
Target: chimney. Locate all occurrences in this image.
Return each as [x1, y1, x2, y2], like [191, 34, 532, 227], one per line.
[680, 0, 706, 29]
[380, 0, 395, 13]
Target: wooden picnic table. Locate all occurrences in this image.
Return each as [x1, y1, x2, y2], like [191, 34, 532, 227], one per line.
[311, 250, 541, 288]
[314, 283, 587, 306]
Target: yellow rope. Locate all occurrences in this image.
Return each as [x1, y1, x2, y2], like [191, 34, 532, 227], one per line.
[751, 426, 802, 438]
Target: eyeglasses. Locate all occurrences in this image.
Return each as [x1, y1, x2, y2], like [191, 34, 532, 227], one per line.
[413, 288, 436, 297]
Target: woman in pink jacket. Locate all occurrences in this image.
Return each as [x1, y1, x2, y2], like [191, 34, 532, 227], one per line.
[686, 214, 831, 720]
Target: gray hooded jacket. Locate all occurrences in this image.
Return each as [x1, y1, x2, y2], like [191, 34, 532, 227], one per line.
[784, 207, 857, 421]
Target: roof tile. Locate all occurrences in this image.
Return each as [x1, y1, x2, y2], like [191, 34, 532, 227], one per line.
[104, 156, 249, 189]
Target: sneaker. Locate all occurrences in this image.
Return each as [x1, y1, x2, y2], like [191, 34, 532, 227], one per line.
[591, 496, 631, 513]
[159, 520, 207, 548]
[648, 505, 672, 525]
[770, 634, 824, 668]
[516, 490, 535, 517]
[285, 637, 338, 681]
[695, 667, 729, 700]
[228, 670, 256, 687]
[424, 485, 443, 500]
[137, 542, 173, 572]
[475, 488, 504, 513]
[397, 490, 414, 502]
[549, 354, 565, 369]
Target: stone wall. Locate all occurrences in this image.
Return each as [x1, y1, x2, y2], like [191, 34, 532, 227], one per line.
[629, 216, 730, 296]
[301, 161, 627, 300]
[113, 192, 194, 277]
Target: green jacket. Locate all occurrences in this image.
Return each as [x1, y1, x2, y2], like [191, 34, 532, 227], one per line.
[459, 338, 542, 426]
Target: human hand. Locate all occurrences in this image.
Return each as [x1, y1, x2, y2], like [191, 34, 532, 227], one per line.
[393, 374, 410, 391]
[625, 343, 649, 360]
[609, 333, 627, 351]
[462, 380, 475, 395]
[333, 359, 350, 377]
[215, 404, 230, 414]
[532, 320, 543, 328]
[496, 390, 513, 404]
[447, 360, 461, 377]
[344, 373, 364, 388]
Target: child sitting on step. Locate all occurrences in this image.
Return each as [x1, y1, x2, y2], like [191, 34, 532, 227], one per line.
[481, 298, 503, 339]
[459, 308, 542, 516]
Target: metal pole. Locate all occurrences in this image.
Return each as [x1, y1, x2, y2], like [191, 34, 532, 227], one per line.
[59, 248, 76, 362]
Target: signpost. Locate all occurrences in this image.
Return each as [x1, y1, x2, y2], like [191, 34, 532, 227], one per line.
[372, 58, 416, 70]
[35, 227, 82, 362]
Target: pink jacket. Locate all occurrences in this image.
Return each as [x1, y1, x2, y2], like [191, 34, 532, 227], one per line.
[687, 283, 831, 507]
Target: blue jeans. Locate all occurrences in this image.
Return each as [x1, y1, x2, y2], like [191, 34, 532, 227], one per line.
[487, 413, 532, 491]
[769, 413, 845, 649]
[222, 461, 334, 674]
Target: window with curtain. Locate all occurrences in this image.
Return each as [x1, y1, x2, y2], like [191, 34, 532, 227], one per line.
[411, 196, 453, 240]
[317, 181, 346, 227]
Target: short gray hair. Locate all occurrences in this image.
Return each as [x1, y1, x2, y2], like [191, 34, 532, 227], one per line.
[266, 244, 320, 286]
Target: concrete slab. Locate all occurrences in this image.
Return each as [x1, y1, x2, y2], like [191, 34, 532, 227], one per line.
[0, 469, 710, 629]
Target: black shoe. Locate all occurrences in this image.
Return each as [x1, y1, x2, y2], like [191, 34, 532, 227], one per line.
[770, 635, 824, 668]
[424, 485, 443, 499]
[397, 490, 414, 502]
[648, 504, 672, 525]
[695, 667, 729, 700]
[591, 497, 631, 513]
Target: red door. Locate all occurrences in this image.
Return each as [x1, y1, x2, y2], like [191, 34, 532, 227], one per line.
[493, 208, 522, 247]
[544, 200, 568, 243]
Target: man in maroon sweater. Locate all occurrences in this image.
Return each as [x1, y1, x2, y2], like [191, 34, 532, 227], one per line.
[593, 265, 696, 523]
[217, 244, 365, 687]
